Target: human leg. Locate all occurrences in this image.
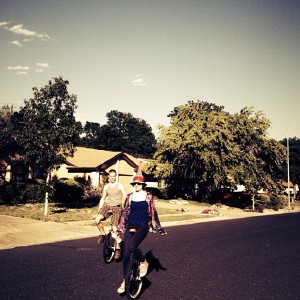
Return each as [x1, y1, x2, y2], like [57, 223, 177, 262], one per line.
[128, 225, 149, 262]
[95, 214, 105, 234]
[117, 229, 133, 294]
[122, 225, 149, 277]
[95, 214, 105, 244]
[112, 228, 122, 259]
[122, 229, 134, 277]
[129, 225, 149, 276]
[95, 204, 111, 243]
[110, 206, 122, 257]
[118, 225, 149, 293]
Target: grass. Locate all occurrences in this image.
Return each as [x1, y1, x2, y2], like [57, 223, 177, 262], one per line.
[0, 203, 96, 222]
[1, 199, 298, 224]
[0, 199, 215, 223]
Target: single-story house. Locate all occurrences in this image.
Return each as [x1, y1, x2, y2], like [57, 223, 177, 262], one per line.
[0, 140, 159, 194]
[0, 138, 33, 183]
[278, 179, 298, 202]
[53, 147, 140, 193]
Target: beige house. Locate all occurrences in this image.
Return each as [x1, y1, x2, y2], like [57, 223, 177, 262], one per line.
[53, 147, 140, 193]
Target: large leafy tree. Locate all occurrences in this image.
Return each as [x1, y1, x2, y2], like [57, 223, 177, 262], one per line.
[79, 121, 102, 149]
[154, 100, 285, 199]
[0, 105, 14, 140]
[12, 77, 81, 215]
[79, 110, 156, 158]
[279, 137, 300, 185]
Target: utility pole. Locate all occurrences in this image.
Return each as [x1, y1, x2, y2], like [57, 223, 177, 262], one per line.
[287, 135, 291, 209]
[286, 127, 300, 209]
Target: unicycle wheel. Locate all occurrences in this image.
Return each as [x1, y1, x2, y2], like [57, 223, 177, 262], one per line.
[102, 233, 115, 264]
[125, 258, 143, 299]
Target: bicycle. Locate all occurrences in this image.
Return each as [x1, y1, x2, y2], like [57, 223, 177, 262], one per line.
[125, 252, 143, 299]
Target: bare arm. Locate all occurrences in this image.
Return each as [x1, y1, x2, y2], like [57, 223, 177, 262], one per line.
[119, 183, 127, 208]
[98, 185, 108, 212]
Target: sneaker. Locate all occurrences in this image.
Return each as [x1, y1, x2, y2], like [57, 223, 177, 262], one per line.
[96, 235, 105, 244]
[114, 249, 121, 260]
[117, 280, 125, 294]
[139, 260, 149, 277]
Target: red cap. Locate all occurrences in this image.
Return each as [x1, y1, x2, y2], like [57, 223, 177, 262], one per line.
[131, 175, 146, 185]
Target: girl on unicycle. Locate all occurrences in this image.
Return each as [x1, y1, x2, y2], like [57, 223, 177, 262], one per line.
[116, 172, 167, 295]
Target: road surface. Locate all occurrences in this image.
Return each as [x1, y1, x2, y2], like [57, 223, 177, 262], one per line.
[1, 213, 300, 300]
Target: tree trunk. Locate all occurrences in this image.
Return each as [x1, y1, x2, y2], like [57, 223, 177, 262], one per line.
[44, 172, 50, 216]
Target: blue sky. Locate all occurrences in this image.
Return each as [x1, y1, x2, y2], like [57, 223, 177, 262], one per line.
[1, 0, 300, 140]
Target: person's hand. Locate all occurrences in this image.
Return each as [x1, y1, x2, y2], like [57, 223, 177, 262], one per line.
[117, 227, 123, 234]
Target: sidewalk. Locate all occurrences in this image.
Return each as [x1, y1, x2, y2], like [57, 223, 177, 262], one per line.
[0, 206, 298, 250]
[0, 215, 97, 250]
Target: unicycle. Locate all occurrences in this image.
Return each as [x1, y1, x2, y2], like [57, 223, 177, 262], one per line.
[101, 209, 122, 264]
[102, 231, 116, 264]
[125, 253, 143, 299]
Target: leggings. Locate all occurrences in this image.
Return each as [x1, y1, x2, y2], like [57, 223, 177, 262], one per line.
[122, 225, 149, 277]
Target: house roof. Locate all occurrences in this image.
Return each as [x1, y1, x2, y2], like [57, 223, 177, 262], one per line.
[278, 179, 294, 188]
[66, 147, 139, 171]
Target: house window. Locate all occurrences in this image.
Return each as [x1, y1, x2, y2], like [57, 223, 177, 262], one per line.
[12, 163, 28, 181]
[5, 165, 12, 182]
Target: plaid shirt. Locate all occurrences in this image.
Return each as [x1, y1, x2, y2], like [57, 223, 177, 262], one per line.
[117, 192, 166, 235]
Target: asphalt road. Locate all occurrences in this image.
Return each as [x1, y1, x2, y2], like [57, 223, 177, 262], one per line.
[1, 213, 300, 300]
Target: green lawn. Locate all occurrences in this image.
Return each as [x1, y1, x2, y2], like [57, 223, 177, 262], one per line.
[0, 200, 215, 223]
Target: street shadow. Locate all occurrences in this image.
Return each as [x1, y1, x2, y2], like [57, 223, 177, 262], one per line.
[120, 250, 167, 298]
[145, 250, 167, 273]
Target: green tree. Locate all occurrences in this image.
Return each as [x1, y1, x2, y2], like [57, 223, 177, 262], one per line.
[79, 110, 156, 158]
[154, 100, 285, 199]
[79, 121, 102, 148]
[0, 105, 14, 140]
[104, 110, 156, 157]
[280, 137, 300, 184]
[12, 77, 80, 215]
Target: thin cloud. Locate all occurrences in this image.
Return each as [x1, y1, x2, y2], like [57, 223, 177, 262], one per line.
[130, 74, 146, 87]
[0, 21, 50, 42]
[37, 62, 50, 68]
[8, 66, 29, 75]
[16, 71, 28, 75]
[7, 63, 51, 75]
[7, 24, 50, 40]
[9, 40, 22, 47]
[0, 21, 9, 27]
[22, 38, 33, 43]
[8, 65, 30, 71]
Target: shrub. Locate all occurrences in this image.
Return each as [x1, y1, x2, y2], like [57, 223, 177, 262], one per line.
[0, 182, 16, 204]
[21, 179, 47, 203]
[0, 180, 46, 204]
[255, 194, 271, 208]
[72, 176, 102, 202]
[53, 178, 84, 203]
[82, 185, 102, 202]
[269, 194, 287, 211]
